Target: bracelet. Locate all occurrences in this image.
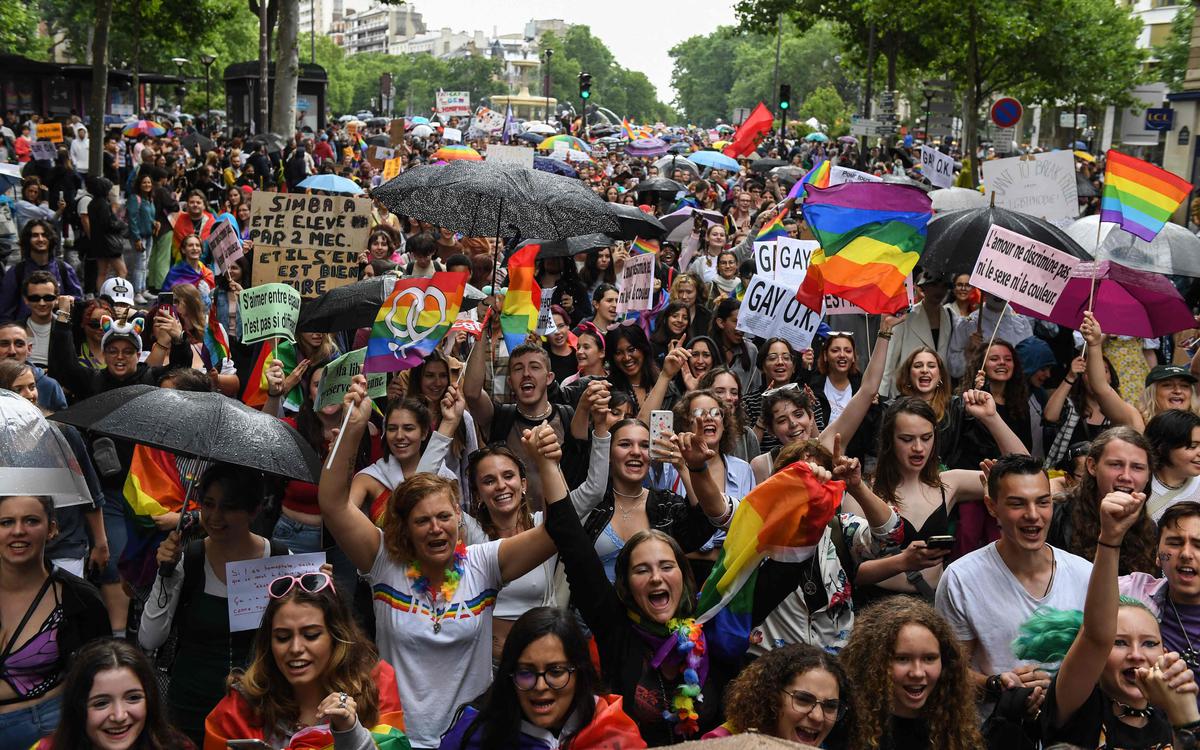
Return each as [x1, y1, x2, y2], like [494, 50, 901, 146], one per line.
[1064, 377, 1077, 385]
[1175, 719, 1200, 732]
[687, 463, 708, 473]
[152, 341, 168, 350]
[1096, 539, 1122, 550]
[268, 389, 283, 398]
[877, 330, 893, 340]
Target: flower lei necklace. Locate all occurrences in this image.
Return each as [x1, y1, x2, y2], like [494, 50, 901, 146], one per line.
[407, 541, 467, 634]
[663, 618, 704, 735]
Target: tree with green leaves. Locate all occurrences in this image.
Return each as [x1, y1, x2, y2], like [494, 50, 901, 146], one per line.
[798, 85, 850, 134]
[1155, 2, 1194, 93]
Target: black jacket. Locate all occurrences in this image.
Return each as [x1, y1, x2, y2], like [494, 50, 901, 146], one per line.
[47, 318, 192, 400]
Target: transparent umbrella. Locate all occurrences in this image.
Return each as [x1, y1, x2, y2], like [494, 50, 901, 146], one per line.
[0, 391, 92, 507]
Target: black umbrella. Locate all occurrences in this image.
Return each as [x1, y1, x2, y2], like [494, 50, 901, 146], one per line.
[633, 177, 686, 194]
[249, 132, 288, 154]
[52, 386, 322, 482]
[1076, 172, 1098, 199]
[180, 131, 215, 153]
[605, 202, 668, 241]
[922, 205, 1092, 277]
[750, 158, 788, 173]
[517, 132, 545, 145]
[365, 134, 390, 147]
[505, 235, 614, 262]
[373, 160, 619, 240]
[297, 274, 483, 333]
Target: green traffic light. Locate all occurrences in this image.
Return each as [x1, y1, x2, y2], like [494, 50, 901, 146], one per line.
[780, 101, 789, 110]
[582, 91, 590, 99]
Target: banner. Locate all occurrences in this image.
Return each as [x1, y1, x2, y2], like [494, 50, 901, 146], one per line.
[616, 252, 655, 314]
[208, 220, 243, 274]
[969, 225, 1079, 316]
[536, 287, 557, 335]
[246, 192, 372, 297]
[486, 144, 535, 168]
[919, 146, 956, 189]
[435, 91, 471, 117]
[315, 347, 389, 410]
[736, 274, 823, 351]
[227, 552, 324, 631]
[30, 142, 56, 161]
[752, 238, 822, 287]
[238, 283, 302, 344]
[980, 150, 1078, 223]
[37, 123, 63, 143]
[829, 165, 883, 185]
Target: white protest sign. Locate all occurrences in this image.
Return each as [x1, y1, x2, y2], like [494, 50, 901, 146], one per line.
[920, 146, 956, 189]
[435, 91, 470, 117]
[752, 238, 822, 287]
[617, 252, 655, 314]
[442, 127, 463, 143]
[829, 165, 882, 185]
[980, 150, 1078, 223]
[486, 144, 535, 169]
[226, 552, 325, 632]
[536, 286, 557, 335]
[736, 275, 823, 351]
[969, 225, 1080, 316]
[30, 142, 56, 161]
[208, 220, 243, 274]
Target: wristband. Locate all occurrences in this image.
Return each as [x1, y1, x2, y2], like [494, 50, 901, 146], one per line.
[877, 330, 893, 340]
[984, 674, 1003, 699]
[1096, 539, 1122, 550]
[1064, 377, 1077, 385]
[152, 341, 168, 350]
[687, 463, 708, 473]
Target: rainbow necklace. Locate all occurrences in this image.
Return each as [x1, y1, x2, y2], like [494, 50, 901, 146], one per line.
[407, 541, 467, 634]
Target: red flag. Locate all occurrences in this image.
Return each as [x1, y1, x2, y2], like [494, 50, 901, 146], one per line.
[722, 103, 775, 158]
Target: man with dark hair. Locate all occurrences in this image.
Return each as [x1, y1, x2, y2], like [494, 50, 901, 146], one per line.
[21, 270, 57, 366]
[0, 219, 82, 320]
[590, 283, 618, 329]
[936, 452, 1091, 712]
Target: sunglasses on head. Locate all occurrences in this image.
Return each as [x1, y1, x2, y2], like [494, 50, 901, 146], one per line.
[762, 382, 800, 398]
[25, 294, 56, 303]
[268, 572, 335, 599]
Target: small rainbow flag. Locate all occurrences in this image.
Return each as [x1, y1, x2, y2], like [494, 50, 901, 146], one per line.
[162, 260, 215, 292]
[631, 237, 659, 255]
[755, 208, 789, 242]
[123, 446, 189, 529]
[204, 303, 230, 370]
[241, 339, 302, 410]
[694, 461, 842, 659]
[1100, 149, 1191, 242]
[786, 159, 831, 200]
[364, 271, 468, 373]
[500, 242, 542, 353]
[622, 117, 638, 140]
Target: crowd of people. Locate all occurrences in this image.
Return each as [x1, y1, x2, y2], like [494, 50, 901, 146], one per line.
[3, 107, 1200, 750]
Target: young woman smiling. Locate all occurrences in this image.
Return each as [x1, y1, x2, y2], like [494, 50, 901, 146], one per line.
[669, 272, 711, 339]
[1145, 410, 1200, 522]
[562, 322, 606, 386]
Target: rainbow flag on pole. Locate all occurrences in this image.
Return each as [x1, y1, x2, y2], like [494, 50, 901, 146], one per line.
[500, 242, 542, 353]
[755, 207, 789, 242]
[797, 182, 932, 314]
[694, 461, 842, 659]
[241, 339, 302, 409]
[786, 159, 831, 200]
[364, 271, 468, 373]
[1100, 149, 1191, 242]
[631, 237, 659, 255]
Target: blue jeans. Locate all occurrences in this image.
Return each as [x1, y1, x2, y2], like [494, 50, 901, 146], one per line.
[0, 694, 62, 748]
[126, 235, 151, 294]
[100, 487, 130, 584]
[272, 514, 323, 554]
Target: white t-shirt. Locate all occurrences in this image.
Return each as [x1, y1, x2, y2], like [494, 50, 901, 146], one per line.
[1148, 475, 1200, 523]
[26, 318, 50, 366]
[935, 542, 1092, 676]
[824, 379, 853, 423]
[367, 531, 502, 749]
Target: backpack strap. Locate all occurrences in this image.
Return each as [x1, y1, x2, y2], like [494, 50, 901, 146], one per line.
[828, 515, 858, 585]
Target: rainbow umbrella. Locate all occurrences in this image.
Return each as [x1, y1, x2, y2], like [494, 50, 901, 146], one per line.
[123, 120, 165, 137]
[538, 134, 591, 153]
[433, 144, 482, 161]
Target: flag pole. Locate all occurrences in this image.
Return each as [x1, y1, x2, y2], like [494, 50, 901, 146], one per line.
[1088, 217, 1103, 312]
[979, 301, 1009, 387]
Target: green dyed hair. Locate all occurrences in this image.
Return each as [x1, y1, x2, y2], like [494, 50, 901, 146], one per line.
[1012, 597, 1153, 667]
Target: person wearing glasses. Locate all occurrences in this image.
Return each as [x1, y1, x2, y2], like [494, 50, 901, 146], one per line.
[440, 607, 645, 750]
[0, 220, 82, 322]
[840, 596, 983, 750]
[706, 643, 850, 747]
[203, 571, 408, 750]
[19, 271, 57, 368]
[945, 273, 978, 328]
[139, 464, 291, 747]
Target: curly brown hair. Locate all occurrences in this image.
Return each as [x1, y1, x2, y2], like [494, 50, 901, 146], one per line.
[722, 643, 849, 745]
[380, 473, 461, 564]
[840, 596, 982, 750]
[673, 388, 736, 456]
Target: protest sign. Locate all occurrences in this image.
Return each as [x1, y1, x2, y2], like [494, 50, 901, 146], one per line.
[736, 275, 823, 351]
[475, 107, 505, 133]
[436, 91, 471, 117]
[366, 145, 395, 169]
[246, 192, 372, 297]
[486, 144, 535, 168]
[382, 157, 402, 181]
[829, 166, 883, 185]
[616, 252, 655, 314]
[208, 220, 243, 274]
[980, 150, 1078, 223]
[238, 283, 302, 344]
[920, 146, 956, 189]
[37, 123, 63, 143]
[442, 127, 463, 143]
[315, 347, 388, 410]
[30, 142, 56, 162]
[969, 225, 1080, 316]
[227, 552, 324, 631]
[389, 118, 406, 146]
[536, 287, 558, 335]
[752, 238, 822, 286]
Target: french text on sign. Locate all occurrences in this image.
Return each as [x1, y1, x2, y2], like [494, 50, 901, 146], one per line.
[968, 224, 1080, 316]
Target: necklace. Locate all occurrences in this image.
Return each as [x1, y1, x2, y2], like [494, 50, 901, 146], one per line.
[1042, 552, 1057, 598]
[407, 541, 467, 634]
[1113, 699, 1154, 719]
[1169, 595, 1200, 671]
[613, 489, 646, 521]
[517, 403, 553, 422]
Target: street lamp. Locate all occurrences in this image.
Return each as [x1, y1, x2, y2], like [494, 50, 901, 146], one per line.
[199, 53, 217, 133]
[922, 88, 936, 143]
[542, 48, 553, 125]
[171, 57, 189, 113]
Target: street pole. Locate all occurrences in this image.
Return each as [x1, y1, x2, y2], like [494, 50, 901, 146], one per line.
[311, 0, 315, 63]
[863, 22, 876, 118]
[258, 0, 268, 135]
[200, 54, 216, 134]
[924, 91, 933, 143]
[543, 48, 553, 124]
[771, 12, 782, 151]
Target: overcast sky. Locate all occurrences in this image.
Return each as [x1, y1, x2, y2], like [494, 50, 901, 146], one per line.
[417, 0, 737, 105]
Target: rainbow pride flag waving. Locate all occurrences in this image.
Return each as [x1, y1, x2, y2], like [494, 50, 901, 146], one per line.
[631, 237, 659, 255]
[1100, 149, 1191, 242]
[786, 158, 831, 200]
[500, 242, 543, 353]
[694, 461, 842, 659]
[364, 271, 468, 373]
[754, 207, 790, 242]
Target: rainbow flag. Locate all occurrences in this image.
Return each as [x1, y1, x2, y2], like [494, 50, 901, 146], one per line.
[1100, 149, 1191, 242]
[622, 117, 638, 140]
[123, 446, 190, 529]
[500, 243, 542, 353]
[283, 718, 409, 750]
[631, 237, 659, 255]
[786, 159, 831, 200]
[241, 339, 302, 409]
[797, 182, 932, 314]
[694, 461, 841, 659]
[364, 272, 467, 373]
[755, 208, 789, 242]
[204, 303, 230, 370]
[162, 260, 215, 292]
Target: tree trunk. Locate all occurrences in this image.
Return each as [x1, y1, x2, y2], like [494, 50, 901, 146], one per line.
[962, 1, 980, 188]
[89, 0, 114, 178]
[131, 0, 141, 115]
[271, 0, 299, 136]
[885, 40, 897, 92]
[258, 0, 269, 134]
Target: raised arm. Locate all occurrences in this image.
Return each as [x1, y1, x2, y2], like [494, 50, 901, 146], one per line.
[820, 313, 902, 451]
[318, 375, 382, 573]
[1043, 355, 1084, 424]
[462, 323, 495, 435]
[638, 343, 688, 421]
[963, 389, 1029, 456]
[1080, 311, 1144, 430]
[497, 423, 565, 583]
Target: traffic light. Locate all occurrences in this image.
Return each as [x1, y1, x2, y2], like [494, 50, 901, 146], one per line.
[779, 84, 791, 112]
[579, 72, 592, 101]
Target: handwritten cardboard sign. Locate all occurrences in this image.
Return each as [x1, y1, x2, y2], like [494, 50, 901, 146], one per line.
[30, 142, 56, 162]
[208, 220, 243, 274]
[536, 287, 558, 335]
[246, 192, 372, 297]
[616, 252, 655, 314]
[829, 165, 883, 185]
[980, 150, 1079, 223]
[736, 274, 823, 351]
[238, 283, 302, 344]
[486, 144, 535, 168]
[969, 224, 1080, 315]
[920, 146, 956, 189]
[752, 238, 822, 287]
[226, 552, 325, 632]
[37, 123, 63, 143]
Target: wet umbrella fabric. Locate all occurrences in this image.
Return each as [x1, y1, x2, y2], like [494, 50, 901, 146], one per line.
[633, 177, 686, 194]
[605, 202, 668, 240]
[1067, 214, 1200, 278]
[1, 391, 93, 508]
[922, 205, 1090, 277]
[52, 386, 323, 482]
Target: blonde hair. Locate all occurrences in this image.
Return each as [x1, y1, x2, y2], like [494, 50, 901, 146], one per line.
[380, 473, 461, 564]
[1141, 384, 1200, 423]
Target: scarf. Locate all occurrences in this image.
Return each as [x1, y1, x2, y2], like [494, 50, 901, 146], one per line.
[629, 613, 707, 736]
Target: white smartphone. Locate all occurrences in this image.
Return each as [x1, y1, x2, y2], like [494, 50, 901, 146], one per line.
[649, 410, 673, 461]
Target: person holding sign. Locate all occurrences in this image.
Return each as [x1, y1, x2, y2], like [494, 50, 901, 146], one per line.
[203, 572, 408, 750]
[319, 375, 570, 750]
